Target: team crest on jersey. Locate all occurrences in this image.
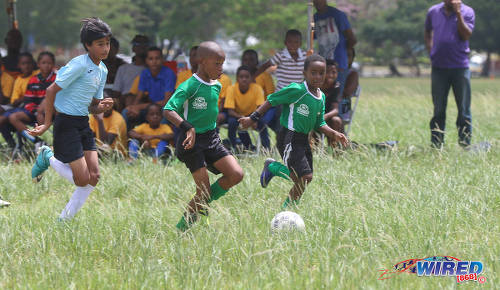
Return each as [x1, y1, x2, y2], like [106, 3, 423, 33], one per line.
[297, 104, 309, 117]
[193, 97, 207, 110]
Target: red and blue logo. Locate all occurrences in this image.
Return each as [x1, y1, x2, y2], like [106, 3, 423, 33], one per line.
[379, 256, 486, 284]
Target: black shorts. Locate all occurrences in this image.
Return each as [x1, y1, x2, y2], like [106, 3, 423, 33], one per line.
[277, 127, 313, 177]
[175, 129, 232, 174]
[53, 113, 96, 163]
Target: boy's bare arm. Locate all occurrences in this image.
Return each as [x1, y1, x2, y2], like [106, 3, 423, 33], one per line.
[424, 30, 433, 54]
[28, 83, 62, 136]
[254, 60, 273, 78]
[164, 109, 196, 150]
[344, 28, 357, 50]
[238, 101, 272, 129]
[89, 98, 114, 114]
[128, 129, 148, 141]
[342, 71, 359, 98]
[156, 132, 174, 141]
[318, 125, 348, 147]
[227, 108, 242, 119]
[94, 113, 117, 144]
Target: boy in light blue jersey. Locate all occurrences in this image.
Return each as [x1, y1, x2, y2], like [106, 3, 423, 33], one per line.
[29, 18, 114, 220]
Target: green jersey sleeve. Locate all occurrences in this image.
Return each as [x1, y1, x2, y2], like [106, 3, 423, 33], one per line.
[267, 83, 303, 107]
[164, 88, 188, 116]
[315, 94, 327, 129]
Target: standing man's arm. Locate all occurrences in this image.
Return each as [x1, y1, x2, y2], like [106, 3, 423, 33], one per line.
[453, 0, 473, 41]
[424, 30, 433, 54]
[344, 28, 357, 50]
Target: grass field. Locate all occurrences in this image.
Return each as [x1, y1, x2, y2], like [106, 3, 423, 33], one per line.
[1, 78, 499, 289]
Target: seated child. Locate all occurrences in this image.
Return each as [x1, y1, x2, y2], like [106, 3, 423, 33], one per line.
[239, 55, 348, 209]
[322, 60, 343, 134]
[0, 52, 38, 148]
[0, 56, 15, 108]
[122, 47, 176, 130]
[6, 52, 56, 149]
[128, 103, 173, 161]
[89, 95, 128, 156]
[224, 65, 269, 150]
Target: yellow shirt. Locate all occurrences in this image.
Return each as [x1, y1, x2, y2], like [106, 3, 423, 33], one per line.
[132, 123, 173, 148]
[1, 72, 15, 99]
[218, 73, 232, 100]
[255, 72, 275, 97]
[10, 71, 37, 103]
[176, 69, 192, 88]
[89, 110, 128, 155]
[129, 75, 140, 95]
[224, 83, 265, 117]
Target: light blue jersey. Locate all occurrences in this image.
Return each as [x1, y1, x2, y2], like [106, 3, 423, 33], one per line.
[54, 54, 107, 116]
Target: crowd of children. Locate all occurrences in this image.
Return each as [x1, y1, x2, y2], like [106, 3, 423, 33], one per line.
[0, 9, 359, 222]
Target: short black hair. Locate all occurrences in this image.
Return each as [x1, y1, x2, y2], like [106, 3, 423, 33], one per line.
[242, 49, 258, 61]
[147, 46, 163, 56]
[326, 59, 338, 67]
[80, 17, 112, 51]
[110, 37, 119, 49]
[236, 65, 252, 77]
[146, 103, 162, 114]
[285, 29, 302, 40]
[304, 54, 326, 71]
[18, 52, 34, 64]
[37, 51, 55, 63]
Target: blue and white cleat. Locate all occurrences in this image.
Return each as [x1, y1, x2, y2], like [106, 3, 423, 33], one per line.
[31, 145, 54, 182]
[260, 158, 276, 188]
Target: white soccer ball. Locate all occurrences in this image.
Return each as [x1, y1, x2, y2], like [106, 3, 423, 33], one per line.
[270, 211, 305, 233]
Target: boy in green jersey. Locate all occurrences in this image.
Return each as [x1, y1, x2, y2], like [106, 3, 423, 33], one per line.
[164, 41, 244, 231]
[240, 55, 348, 209]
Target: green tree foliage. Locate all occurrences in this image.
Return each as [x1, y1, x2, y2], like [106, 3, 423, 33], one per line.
[470, 0, 500, 54]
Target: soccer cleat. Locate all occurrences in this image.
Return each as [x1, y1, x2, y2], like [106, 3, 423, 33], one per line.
[260, 158, 276, 188]
[31, 145, 54, 182]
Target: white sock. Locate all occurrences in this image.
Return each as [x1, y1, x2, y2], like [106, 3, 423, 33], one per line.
[49, 156, 74, 185]
[59, 185, 94, 220]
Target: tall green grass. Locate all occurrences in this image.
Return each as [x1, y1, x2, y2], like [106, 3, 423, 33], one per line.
[0, 78, 498, 288]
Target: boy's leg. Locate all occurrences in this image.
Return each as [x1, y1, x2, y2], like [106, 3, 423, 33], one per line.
[208, 155, 244, 203]
[227, 116, 240, 147]
[59, 151, 98, 220]
[176, 167, 211, 231]
[154, 140, 169, 158]
[128, 139, 140, 159]
[257, 120, 270, 149]
[430, 67, 451, 147]
[282, 172, 312, 209]
[237, 130, 252, 148]
[451, 68, 472, 146]
[0, 114, 16, 148]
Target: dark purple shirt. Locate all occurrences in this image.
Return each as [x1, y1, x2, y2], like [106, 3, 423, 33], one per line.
[425, 2, 475, 68]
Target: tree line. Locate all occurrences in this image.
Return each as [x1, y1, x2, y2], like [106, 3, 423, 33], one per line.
[0, 0, 497, 74]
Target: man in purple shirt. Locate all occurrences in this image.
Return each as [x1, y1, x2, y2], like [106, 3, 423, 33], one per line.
[425, 0, 475, 148]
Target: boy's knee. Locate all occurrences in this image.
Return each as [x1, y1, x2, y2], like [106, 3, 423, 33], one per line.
[73, 173, 90, 187]
[230, 168, 244, 185]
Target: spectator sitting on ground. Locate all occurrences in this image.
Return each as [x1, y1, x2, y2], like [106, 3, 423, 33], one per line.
[176, 46, 199, 88]
[225, 66, 269, 151]
[0, 52, 36, 148]
[112, 34, 149, 111]
[122, 47, 176, 130]
[102, 37, 125, 89]
[7, 52, 56, 149]
[322, 60, 343, 135]
[0, 56, 15, 108]
[89, 94, 128, 157]
[128, 103, 173, 162]
[2, 29, 23, 78]
[241, 49, 275, 96]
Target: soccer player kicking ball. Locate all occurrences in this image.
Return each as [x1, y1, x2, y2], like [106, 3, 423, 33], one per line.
[240, 55, 348, 209]
[164, 41, 244, 232]
[29, 18, 113, 220]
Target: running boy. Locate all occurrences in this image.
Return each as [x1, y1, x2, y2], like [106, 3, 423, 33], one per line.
[164, 41, 244, 232]
[239, 55, 348, 208]
[29, 18, 113, 220]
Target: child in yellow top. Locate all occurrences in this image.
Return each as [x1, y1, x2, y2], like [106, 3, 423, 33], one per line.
[89, 102, 128, 156]
[128, 103, 173, 160]
[10, 52, 37, 107]
[224, 65, 270, 150]
[0, 58, 15, 108]
[175, 46, 199, 88]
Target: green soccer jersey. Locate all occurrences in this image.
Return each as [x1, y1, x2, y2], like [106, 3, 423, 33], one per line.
[164, 74, 221, 133]
[267, 81, 327, 134]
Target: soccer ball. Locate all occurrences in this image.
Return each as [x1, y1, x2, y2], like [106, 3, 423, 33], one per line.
[270, 211, 305, 233]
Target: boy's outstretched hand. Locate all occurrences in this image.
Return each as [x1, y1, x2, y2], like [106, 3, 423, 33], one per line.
[330, 130, 349, 148]
[182, 128, 196, 150]
[28, 123, 49, 137]
[238, 117, 254, 130]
